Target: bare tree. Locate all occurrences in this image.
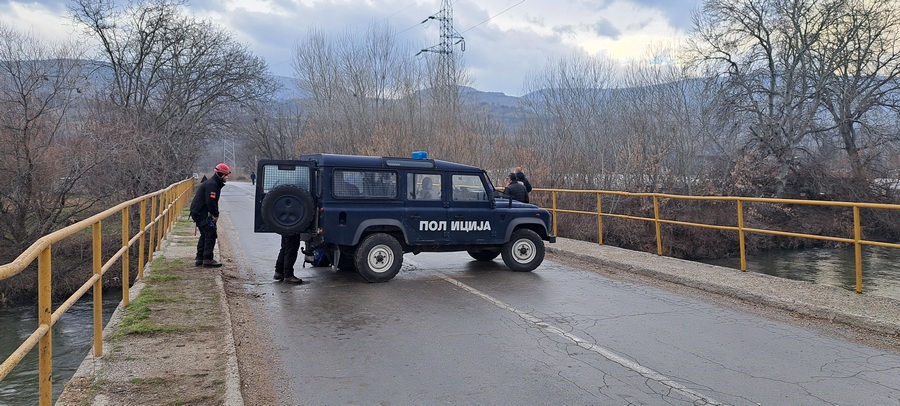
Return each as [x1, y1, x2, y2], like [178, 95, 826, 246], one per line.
[690, 0, 846, 197]
[0, 25, 97, 249]
[292, 24, 439, 156]
[235, 102, 307, 160]
[69, 0, 277, 192]
[519, 53, 617, 189]
[817, 0, 900, 182]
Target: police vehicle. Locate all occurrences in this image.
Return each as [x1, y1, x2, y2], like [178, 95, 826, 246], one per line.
[254, 152, 556, 282]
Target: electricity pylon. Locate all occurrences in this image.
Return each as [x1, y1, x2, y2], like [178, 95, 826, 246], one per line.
[417, 0, 465, 111]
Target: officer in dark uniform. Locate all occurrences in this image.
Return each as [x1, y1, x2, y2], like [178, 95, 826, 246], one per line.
[274, 234, 303, 284]
[190, 163, 231, 267]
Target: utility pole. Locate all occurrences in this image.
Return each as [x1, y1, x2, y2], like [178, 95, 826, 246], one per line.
[224, 138, 236, 173]
[417, 0, 465, 112]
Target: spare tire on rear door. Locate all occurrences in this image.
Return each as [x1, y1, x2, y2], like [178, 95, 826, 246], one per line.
[260, 184, 315, 235]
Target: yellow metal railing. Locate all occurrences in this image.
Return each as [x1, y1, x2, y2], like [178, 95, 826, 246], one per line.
[538, 188, 900, 295]
[0, 178, 194, 405]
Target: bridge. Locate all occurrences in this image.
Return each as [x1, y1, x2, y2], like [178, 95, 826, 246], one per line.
[2, 180, 899, 405]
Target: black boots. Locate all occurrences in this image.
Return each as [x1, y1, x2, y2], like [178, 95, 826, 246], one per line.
[202, 259, 223, 268]
[274, 271, 302, 284]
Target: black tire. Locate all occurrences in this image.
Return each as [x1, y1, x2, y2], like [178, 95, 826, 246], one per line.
[501, 229, 544, 272]
[468, 249, 500, 261]
[260, 185, 315, 235]
[354, 233, 403, 282]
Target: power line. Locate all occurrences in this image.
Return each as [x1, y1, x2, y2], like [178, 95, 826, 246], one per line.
[460, 0, 526, 34]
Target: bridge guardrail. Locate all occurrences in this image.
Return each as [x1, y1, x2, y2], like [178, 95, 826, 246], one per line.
[0, 178, 194, 406]
[538, 188, 900, 295]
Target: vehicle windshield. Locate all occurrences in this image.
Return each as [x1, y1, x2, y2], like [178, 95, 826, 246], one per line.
[482, 170, 498, 196]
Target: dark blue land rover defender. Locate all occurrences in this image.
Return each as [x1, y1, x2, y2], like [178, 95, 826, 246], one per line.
[254, 153, 555, 282]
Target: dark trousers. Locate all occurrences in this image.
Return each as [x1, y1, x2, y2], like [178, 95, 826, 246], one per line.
[275, 234, 302, 276]
[195, 220, 218, 260]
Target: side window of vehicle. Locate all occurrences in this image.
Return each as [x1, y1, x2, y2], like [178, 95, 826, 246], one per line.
[334, 170, 397, 199]
[362, 171, 397, 199]
[452, 174, 488, 201]
[334, 170, 363, 198]
[407, 173, 441, 200]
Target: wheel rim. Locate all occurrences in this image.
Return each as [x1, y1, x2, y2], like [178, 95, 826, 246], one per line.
[273, 196, 303, 227]
[511, 238, 536, 264]
[366, 244, 395, 274]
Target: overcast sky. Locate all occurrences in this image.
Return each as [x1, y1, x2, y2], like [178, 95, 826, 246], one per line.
[0, 0, 703, 97]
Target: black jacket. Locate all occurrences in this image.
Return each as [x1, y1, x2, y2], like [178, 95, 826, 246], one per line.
[190, 174, 225, 223]
[516, 172, 533, 193]
[503, 181, 528, 203]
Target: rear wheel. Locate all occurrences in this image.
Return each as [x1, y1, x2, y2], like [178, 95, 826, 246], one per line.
[501, 229, 544, 272]
[355, 233, 402, 282]
[468, 249, 500, 261]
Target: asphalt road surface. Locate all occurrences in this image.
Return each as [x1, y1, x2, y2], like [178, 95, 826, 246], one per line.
[220, 181, 900, 405]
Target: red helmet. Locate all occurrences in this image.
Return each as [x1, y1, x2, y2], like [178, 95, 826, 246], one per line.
[215, 163, 231, 175]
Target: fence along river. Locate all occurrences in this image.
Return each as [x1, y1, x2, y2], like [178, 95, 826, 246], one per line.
[704, 245, 900, 301]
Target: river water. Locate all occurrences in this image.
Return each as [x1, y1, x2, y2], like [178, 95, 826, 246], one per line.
[702, 245, 900, 301]
[0, 292, 121, 404]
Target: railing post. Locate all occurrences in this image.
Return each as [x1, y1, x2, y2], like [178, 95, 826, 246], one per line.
[139, 199, 147, 280]
[93, 222, 102, 356]
[853, 206, 863, 294]
[552, 190, 558, 237]
[122, 206, 130, 307]
[38, 246, 52, 406]
[596, 192, 603, 245]
[168, 188, 175, 233]
[149, 194, 158, 257]
[738, 199, 747, 272]
[157, 192, 166, 249]
[653, 195, 662, 256]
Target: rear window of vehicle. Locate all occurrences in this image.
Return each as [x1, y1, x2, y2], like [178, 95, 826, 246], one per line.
[262, 164, 311, 193]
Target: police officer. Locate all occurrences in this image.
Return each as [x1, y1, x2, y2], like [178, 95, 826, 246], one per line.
[273, 234, 303, 284]
[191, 163, 231, 267]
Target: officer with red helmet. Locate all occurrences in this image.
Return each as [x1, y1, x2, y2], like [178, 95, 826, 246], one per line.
[190, 163, 231, 267]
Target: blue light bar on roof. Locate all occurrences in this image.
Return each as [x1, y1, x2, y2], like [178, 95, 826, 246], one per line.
[411, 151, 428, 160]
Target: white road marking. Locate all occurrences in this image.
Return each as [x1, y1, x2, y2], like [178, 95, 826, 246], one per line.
[438, 273, 722, 406]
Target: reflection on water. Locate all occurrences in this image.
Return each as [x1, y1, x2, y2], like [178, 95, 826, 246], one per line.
[702, 245, 900, 301]
[0, 292, 121, 404]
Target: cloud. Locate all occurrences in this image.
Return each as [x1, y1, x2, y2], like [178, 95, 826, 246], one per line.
[0, 0, 703, 96]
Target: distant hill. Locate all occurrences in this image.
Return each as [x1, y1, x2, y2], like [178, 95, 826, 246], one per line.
[8, 59, 535, 127]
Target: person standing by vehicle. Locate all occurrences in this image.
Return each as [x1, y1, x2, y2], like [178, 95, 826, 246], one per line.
[515, 166, 532, 203]
[250, 172, 256, 185]
[274, 234, 303, 284]
[191, 163, 231, 267]
[503, 173, 528, 203]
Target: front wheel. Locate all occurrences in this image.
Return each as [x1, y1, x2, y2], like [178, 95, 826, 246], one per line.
[501, 229, 544, 272]
[355, 233, 403, 282]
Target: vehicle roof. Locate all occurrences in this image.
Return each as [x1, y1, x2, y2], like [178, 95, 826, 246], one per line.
[298, 153, 483, 172]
